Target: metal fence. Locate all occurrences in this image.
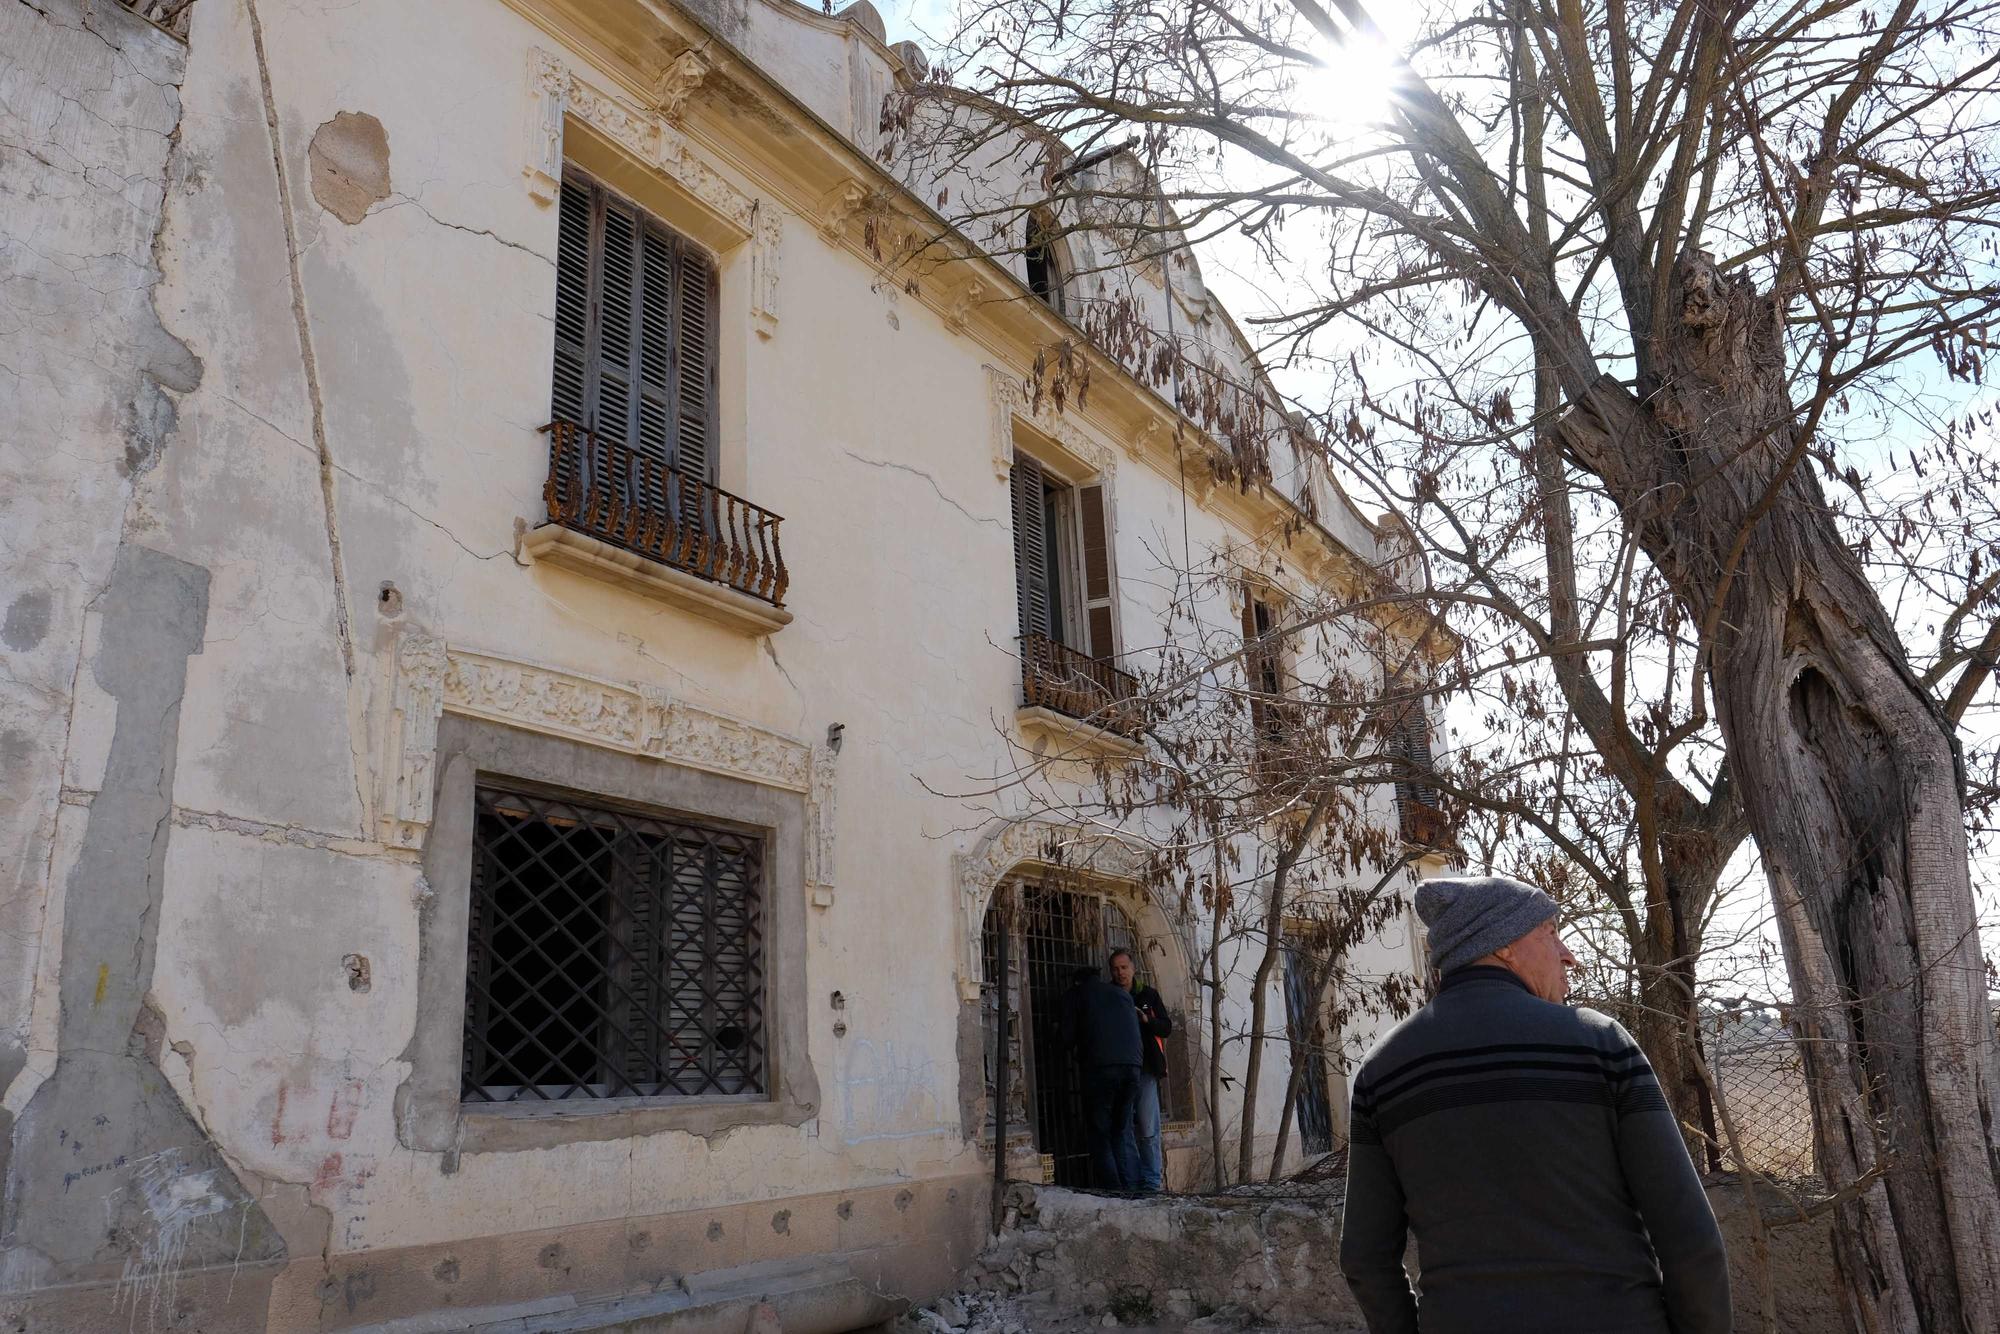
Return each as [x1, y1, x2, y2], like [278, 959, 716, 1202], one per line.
[1705, 1008, 1820, 1183]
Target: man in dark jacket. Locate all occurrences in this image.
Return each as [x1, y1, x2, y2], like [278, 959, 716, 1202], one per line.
[1110, 948, 1172, 1192]
[1339, 875, 1730, 1334]
[1058, 965, 1143, 1191]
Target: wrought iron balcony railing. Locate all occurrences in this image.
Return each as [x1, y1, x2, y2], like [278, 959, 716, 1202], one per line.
[540, 420, 788, 608]
[1398, 797, 1450, 848]
[1020, 632, 1142, 736]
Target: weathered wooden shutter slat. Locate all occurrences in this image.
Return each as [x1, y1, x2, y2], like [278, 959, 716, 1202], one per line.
[1078, 483, 1117, 660]
[674, 242, 718, 481]
[1011, 452, 1050, 640]
[634, 224, 675, 469]
[595, 198, 640, 448]
[550, 177, 592, 429]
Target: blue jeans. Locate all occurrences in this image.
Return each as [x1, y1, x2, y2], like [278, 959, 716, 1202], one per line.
[1122, 1070, 1164, 1191]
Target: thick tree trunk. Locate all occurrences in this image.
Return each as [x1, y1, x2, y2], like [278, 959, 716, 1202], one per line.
[1561, 252, 2000, 1333]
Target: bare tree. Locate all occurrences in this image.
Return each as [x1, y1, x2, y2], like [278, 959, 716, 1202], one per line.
[895, 0, 2000, 1324]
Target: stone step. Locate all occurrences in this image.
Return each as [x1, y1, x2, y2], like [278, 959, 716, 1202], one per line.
[346, 1256, 903, 1334]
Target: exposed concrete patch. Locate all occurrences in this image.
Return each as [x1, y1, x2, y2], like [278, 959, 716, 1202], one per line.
[0, 593, 50, 652]
[307, 111, 390, 224]
[0, 546, 285, 1302]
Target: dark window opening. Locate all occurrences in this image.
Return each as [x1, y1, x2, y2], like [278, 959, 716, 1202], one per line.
[462, 782, 766, 1103]
[1024, 214, 1065, 314]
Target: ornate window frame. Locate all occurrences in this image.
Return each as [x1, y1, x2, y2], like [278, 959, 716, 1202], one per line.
[525, 47, 781, 338]
[382, 636, 836, 1151]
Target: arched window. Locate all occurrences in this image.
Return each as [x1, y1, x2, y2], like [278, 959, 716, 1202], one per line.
[1023, 212, 1066, 314]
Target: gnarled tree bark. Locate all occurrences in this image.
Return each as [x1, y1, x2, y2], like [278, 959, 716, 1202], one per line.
[1560, 252, 2000, 1333]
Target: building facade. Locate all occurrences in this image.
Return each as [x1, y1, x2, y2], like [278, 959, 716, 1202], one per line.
[0, 0, 1439, 1328]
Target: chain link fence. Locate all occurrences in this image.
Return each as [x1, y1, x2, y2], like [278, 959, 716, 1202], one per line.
[1705, 1007, 1820, 1183]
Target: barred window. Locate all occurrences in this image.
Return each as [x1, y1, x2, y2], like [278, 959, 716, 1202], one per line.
[461, 782, 766, 1103]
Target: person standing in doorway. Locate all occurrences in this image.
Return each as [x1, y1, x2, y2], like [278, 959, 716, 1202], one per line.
[1339, 875, 1729, 1334]
[1057, 964, 1143, 1191]
[1109, 948, 1172, 1193]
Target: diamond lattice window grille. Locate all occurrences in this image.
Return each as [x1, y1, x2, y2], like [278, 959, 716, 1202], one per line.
[462, 783, 766, 1103]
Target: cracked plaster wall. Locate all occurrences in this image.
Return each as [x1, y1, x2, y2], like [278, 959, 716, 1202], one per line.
[1, 0, 1414, 1326]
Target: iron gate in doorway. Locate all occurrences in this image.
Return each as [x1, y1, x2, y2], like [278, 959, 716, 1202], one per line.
[983, 880, 1139, 1187]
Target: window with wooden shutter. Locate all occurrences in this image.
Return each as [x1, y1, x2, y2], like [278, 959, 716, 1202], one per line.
[550, 169, 721, 483]
[1011, 451, 1052, 641]
[1078, 483, 1117, 660]
[1243, 592, 1286, 748]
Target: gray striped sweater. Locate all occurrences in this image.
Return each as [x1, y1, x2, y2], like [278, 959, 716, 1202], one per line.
[1338, 966, 1730, 1333]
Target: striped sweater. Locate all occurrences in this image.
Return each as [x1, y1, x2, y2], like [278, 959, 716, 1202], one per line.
[1338, 966, 1730, 1334]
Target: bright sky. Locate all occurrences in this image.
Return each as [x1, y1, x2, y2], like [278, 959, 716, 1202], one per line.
[877, 0, 1997, 1001]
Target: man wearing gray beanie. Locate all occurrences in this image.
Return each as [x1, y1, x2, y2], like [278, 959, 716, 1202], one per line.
[1338, 875, 1730, 1333]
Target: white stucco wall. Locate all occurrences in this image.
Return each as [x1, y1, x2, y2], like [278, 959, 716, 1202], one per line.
[1, 0, 1430, 1321]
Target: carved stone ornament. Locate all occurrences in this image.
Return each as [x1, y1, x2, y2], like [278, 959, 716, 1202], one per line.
[944, 279, 987, 335]
[951, 817, 1154, 1000]
[525, 48, 781, 333]
[380, 632, 450, 850]
[651, 49, 712, 121]
[379, 643, 827, 872]
[984, 364, 1117, 482]
[818, 180, 871, 244]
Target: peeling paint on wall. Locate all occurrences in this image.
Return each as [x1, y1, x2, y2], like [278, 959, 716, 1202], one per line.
[308, 111, 391, 224]
[0, 546, 284, 1297]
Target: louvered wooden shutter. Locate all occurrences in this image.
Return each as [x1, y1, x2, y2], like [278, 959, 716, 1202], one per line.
[1011, 452, 1050, 639]
[546, 171, 719, 498]
[674, 244, 718, 481]
[1394, 700, 1438, 808]
[1078, 483, 1116, 660]
[551, 178, 591, 427]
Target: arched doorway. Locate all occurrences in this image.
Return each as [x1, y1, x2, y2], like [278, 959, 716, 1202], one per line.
[981, 876, 1181, 1187]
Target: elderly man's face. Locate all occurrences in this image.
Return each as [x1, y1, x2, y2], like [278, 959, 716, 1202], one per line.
[1496, 919, 1578, 1003]
[1109, 953, 1136, 989]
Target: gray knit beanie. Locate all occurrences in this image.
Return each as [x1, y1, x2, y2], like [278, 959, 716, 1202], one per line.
[1414, 875, 1559, 975]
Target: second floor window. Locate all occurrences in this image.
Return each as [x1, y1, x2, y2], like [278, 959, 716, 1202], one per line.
[1242, 593, 1288, 749]
[1011, 451, 1114, 658]
[552, 170, 718, 481]
[1024, 212, 1066, 315]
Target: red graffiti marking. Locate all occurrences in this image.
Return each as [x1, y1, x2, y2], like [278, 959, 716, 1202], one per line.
[312, 1152, 344, 1196]
[271, 1082, 289, 1146]
[326, 1079, 364, 1141]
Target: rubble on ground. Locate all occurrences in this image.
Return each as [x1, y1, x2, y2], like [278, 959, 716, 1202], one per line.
[891, 1184, 1365, 1333]
[895, 1175, 1842, 1333]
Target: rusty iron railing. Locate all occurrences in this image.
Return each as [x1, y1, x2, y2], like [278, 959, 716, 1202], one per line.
[540, 420, 787, 608]
[1398, 798, 1449, 848]
[1020, 631, 1141, 736]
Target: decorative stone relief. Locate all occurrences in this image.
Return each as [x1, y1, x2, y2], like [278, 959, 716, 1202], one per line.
[651, 49, 711, 121]
[818, 180, 871, 243]
[381, 632, 449, 850]
[378, 645, 826, 863]
[805, 742, 838, 902]
[752, 204, 782, 338]
[524, 48, 570, 205]
[951, 817, 1154, 1000]
[524, 48, 782, 332]
[985, 364, 1117, 481]
[945, 279, 987, 335]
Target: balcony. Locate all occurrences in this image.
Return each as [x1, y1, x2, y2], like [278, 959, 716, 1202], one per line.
[1398, 797, 1450, 849]
[523, 421, 791, 634]
[1018, 632, 1143, 755]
